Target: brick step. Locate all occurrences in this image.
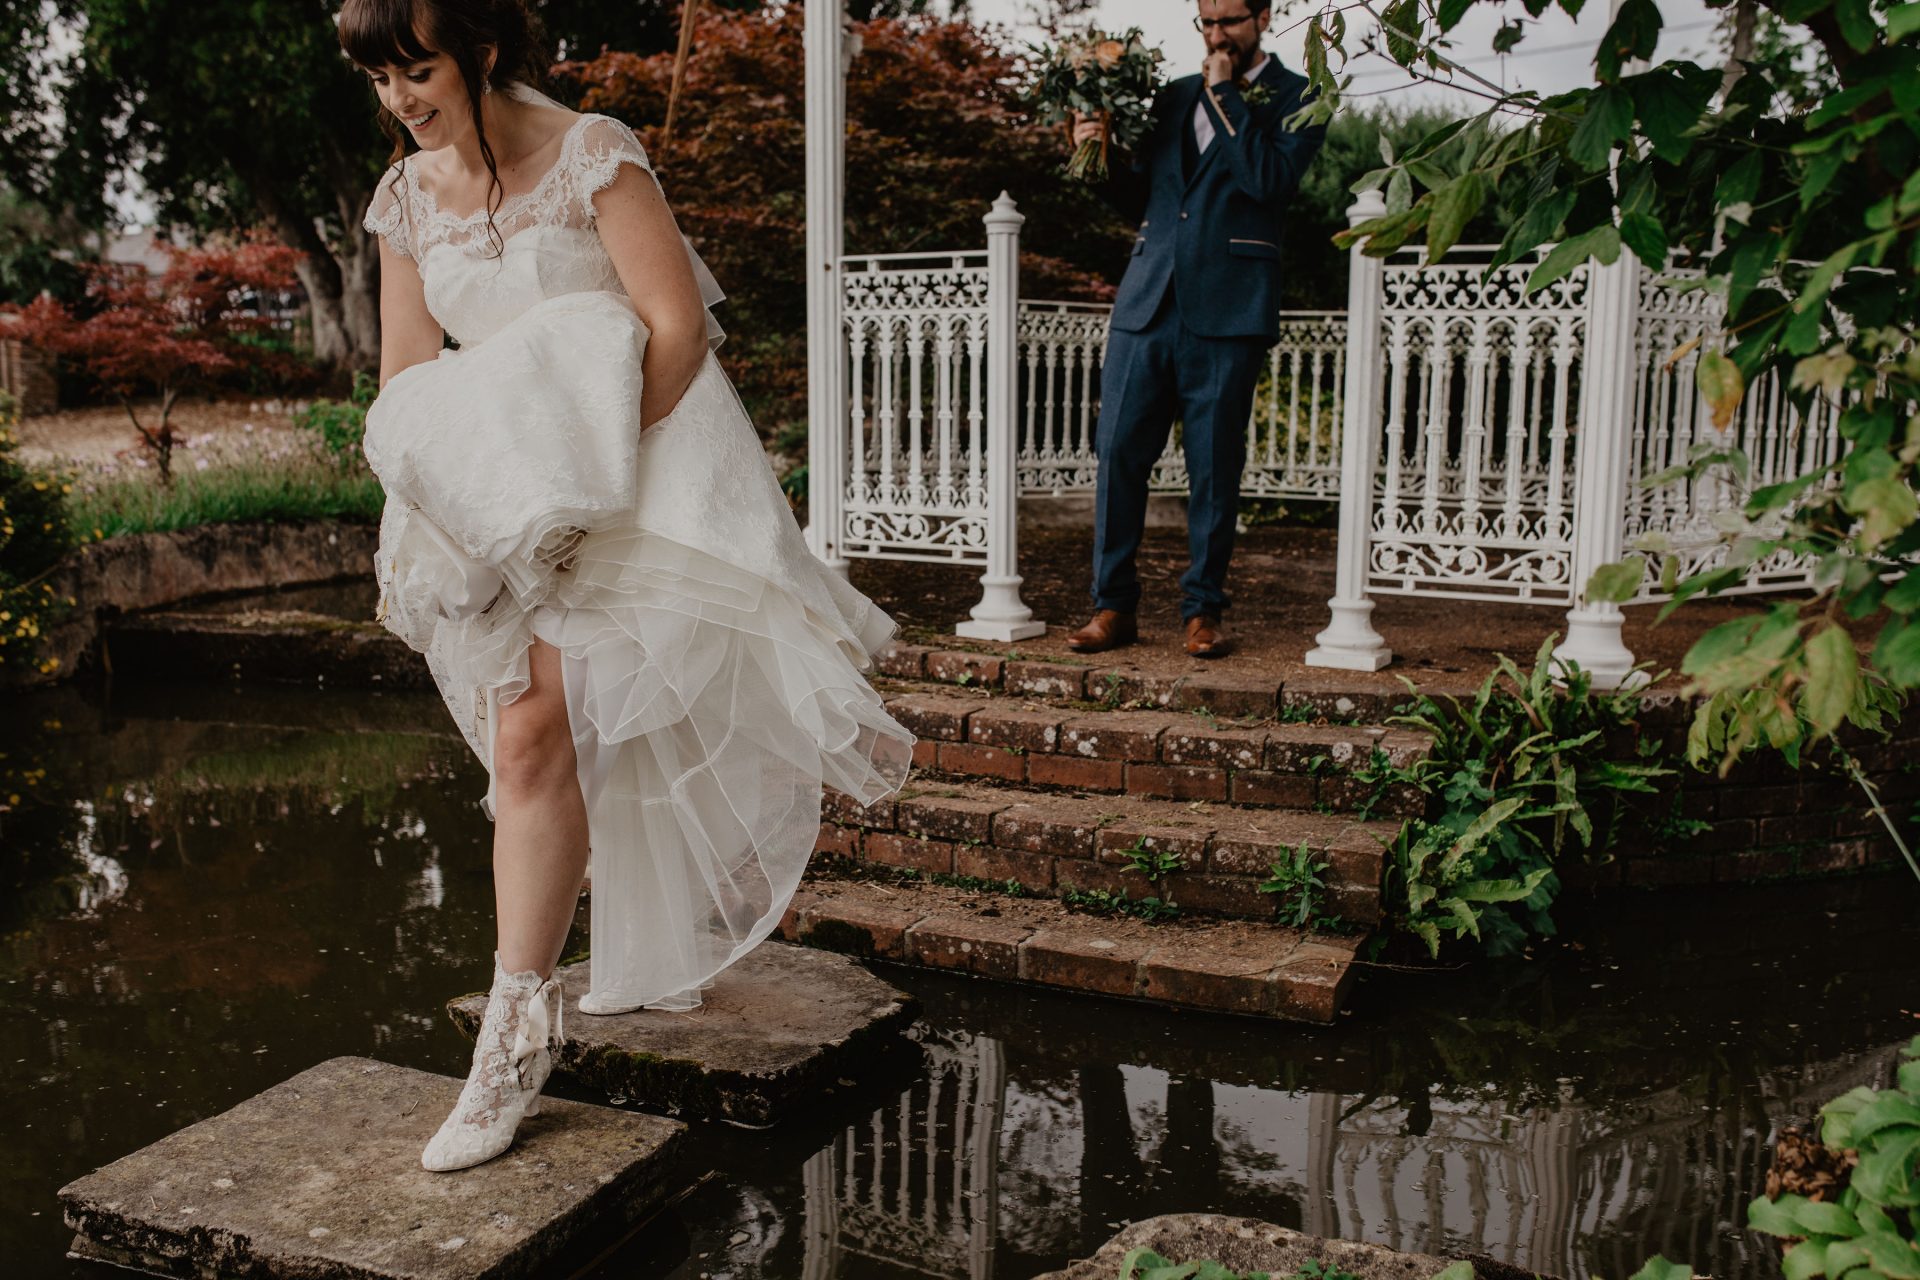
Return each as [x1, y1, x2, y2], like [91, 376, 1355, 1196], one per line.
[778, 877, 1361, 1023]
[876, 682, 1430, 818]
[820, 777, 1402, 926]
[872, 639, 1455, 722]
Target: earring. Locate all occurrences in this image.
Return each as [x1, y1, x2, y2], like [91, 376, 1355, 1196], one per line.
[482, 75, 493, 95]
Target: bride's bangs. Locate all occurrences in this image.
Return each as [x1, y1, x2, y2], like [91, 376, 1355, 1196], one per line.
[340, 0, 440, 72]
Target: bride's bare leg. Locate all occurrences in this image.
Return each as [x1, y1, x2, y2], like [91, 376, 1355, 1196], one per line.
[491, 636, 590, 978]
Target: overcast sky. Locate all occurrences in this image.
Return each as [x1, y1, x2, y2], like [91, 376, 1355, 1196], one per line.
[967, 0, 1727, 111]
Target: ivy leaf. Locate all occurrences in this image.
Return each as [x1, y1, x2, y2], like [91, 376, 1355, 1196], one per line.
[1585, 555, 1647, 604]
[1527, 225, 1621, 293]
[1696, 350, 1744, 431]
[1382, 0, 1422, 66]
[1748, 1194, 1813, 1238]
[1597, 0, 1661, 80]
[1835, 0, 1877, 52]
[1629, 66, 1718, 161]
[1801, 625, 1860, 737]
[1568, 86, 1635, 169]
[1620, 210, 1669, 268]
[1491, 186, 1576, 269]
[1627, 1258, 1694, 1280]
[1716, 151, 1763, 209]
[1387, 167, 1414, 214]
[1437, 0, 1475, 31]
[1427, 172, 1487, 262]
[1782, 1241, 1828, 1280]
[1843, 475, 1919, 551]
[1892, 1, 1920, 42]
[1858, 1232, 1920, 1280]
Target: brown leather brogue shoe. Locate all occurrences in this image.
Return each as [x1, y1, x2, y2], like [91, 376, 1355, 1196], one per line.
[1065, 609, 1138, 654]
[1184, 614, 1232, 658]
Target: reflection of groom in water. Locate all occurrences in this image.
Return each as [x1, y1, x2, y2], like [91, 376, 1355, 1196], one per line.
[1066, 0, 1325, 659]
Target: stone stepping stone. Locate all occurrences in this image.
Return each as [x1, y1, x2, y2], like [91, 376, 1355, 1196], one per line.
[59, 1055, 686, 1280]
[449, 941, 917, 1128]
[1036, 1213, 1477, 1280]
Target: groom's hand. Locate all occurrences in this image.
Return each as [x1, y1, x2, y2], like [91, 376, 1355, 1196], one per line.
[1203, 49, 1234, 86]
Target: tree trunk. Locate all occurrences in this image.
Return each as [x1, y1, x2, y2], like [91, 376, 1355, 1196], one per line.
[295, 254, 352, 370]
[1720, 0, 1758, 97]
[336, 225, 382, 371]
[250, 167, 383, 375]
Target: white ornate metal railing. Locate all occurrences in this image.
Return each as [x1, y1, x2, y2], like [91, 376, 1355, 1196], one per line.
[1364, 245, 1589, 604]
[835, 194, 1044, 641]
[1623, 270, 1843, 601]
[840, 248, 992, 564]
[1013, 303, 1350, 501]
[818, 190, 1827, 674]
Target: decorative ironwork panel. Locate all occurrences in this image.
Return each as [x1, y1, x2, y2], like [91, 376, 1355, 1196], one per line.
[1013, 301, 1350, 501]
[841, 252, 994, 565]
[1623, 270, 1839, 600]
[1365, 247, 1590, 604]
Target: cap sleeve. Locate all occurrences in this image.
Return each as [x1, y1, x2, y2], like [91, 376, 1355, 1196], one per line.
[573, 115, 661, 221]
[363, 163, 414, 260]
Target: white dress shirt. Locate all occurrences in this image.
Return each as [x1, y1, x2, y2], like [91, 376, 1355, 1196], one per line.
[1192, 52, 1269, 153]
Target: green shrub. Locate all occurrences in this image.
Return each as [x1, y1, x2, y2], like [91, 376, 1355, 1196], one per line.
[1748, 1035, 1920, 1280]
[1363, 636, 1670, 958]
[0, 390, 78, 674]
[293, 372, 376, 472]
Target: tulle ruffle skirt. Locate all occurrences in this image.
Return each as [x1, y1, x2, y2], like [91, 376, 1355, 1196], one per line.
[368, 325, 914, 1013]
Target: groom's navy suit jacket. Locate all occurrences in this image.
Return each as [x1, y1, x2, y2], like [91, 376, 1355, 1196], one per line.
[1105, 58, 1326, 341]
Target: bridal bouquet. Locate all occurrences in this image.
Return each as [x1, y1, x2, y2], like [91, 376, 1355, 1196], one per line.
[1027, 28, 1163, 182]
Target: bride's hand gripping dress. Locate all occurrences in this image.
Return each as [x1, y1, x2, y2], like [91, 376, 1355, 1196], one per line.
[361, 87, 915, 1019]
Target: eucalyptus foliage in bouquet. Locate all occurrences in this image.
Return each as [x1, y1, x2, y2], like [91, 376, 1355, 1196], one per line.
[1026, 28, 1163, 182]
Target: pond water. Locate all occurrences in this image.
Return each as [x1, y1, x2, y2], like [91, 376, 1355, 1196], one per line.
[3, 678, 1915, 1280]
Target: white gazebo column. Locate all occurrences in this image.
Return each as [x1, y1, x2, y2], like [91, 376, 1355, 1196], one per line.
[1554, 0, 1645, 689]
[1306, 190, 1391, 671]
[955, 192, 1046, 642]
[802, 0, 849, 575]
[1553, 250, 1642, 688]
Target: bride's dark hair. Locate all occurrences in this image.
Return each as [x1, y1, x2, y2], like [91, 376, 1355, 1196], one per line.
[339, 0, 551, 255]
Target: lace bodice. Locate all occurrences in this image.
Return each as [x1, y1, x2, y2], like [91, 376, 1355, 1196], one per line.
[362, 86, 722, 348]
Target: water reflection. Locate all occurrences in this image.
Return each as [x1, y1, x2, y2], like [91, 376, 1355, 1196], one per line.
[3, 681, 1915, 1280]
[758, 1020, 1900, 1280]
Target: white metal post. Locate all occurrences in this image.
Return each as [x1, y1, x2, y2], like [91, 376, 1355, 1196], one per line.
[1306, 190, 1392, 671]
[1553, 251, 1643, 688]
[1554, 0, 1645, 690]
[956, 192, 1046, 641]
[802, 0, 849, 576]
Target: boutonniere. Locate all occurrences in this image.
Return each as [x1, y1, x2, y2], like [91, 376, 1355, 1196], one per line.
[1237, 79, 1275, 107]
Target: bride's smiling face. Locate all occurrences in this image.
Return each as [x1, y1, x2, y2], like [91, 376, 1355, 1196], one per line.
[365, 53, 472, 150]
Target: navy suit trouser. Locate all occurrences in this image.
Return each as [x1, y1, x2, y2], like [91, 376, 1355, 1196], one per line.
[1091, 281, 1269, 621]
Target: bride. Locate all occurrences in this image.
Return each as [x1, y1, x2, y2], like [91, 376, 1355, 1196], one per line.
[340, 0, 914, 1171]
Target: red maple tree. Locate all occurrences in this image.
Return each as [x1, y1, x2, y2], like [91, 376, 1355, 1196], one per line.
[7, 235, 304, 483]
[552, 7, 1130, 430]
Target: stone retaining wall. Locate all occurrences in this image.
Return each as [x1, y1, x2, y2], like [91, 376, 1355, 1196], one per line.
[1579, 697, 1915, 890]
[11, 520, 377, 688]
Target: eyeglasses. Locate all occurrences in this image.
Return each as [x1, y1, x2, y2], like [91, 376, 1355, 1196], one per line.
[1192, 13, 1259, 31]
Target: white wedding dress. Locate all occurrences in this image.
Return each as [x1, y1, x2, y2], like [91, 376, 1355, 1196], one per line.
[361, 86, 914, 1014]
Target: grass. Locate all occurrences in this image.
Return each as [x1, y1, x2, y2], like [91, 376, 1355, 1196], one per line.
[69, 449, 383, 540]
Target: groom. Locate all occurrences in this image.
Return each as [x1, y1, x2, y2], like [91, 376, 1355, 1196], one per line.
[1066, 0, 1326, 658]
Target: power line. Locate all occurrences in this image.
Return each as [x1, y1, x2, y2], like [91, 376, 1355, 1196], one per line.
[1345, 19, 1719, 83]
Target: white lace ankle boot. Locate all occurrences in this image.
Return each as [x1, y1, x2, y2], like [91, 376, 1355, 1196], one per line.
[421, 952, 565, 1172]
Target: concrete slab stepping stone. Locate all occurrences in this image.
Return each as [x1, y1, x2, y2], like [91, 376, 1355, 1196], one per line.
[1035, 1213, 1491, 1280]
[58, 1055, 686, 1280]
[449, 942, 917, 1128]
